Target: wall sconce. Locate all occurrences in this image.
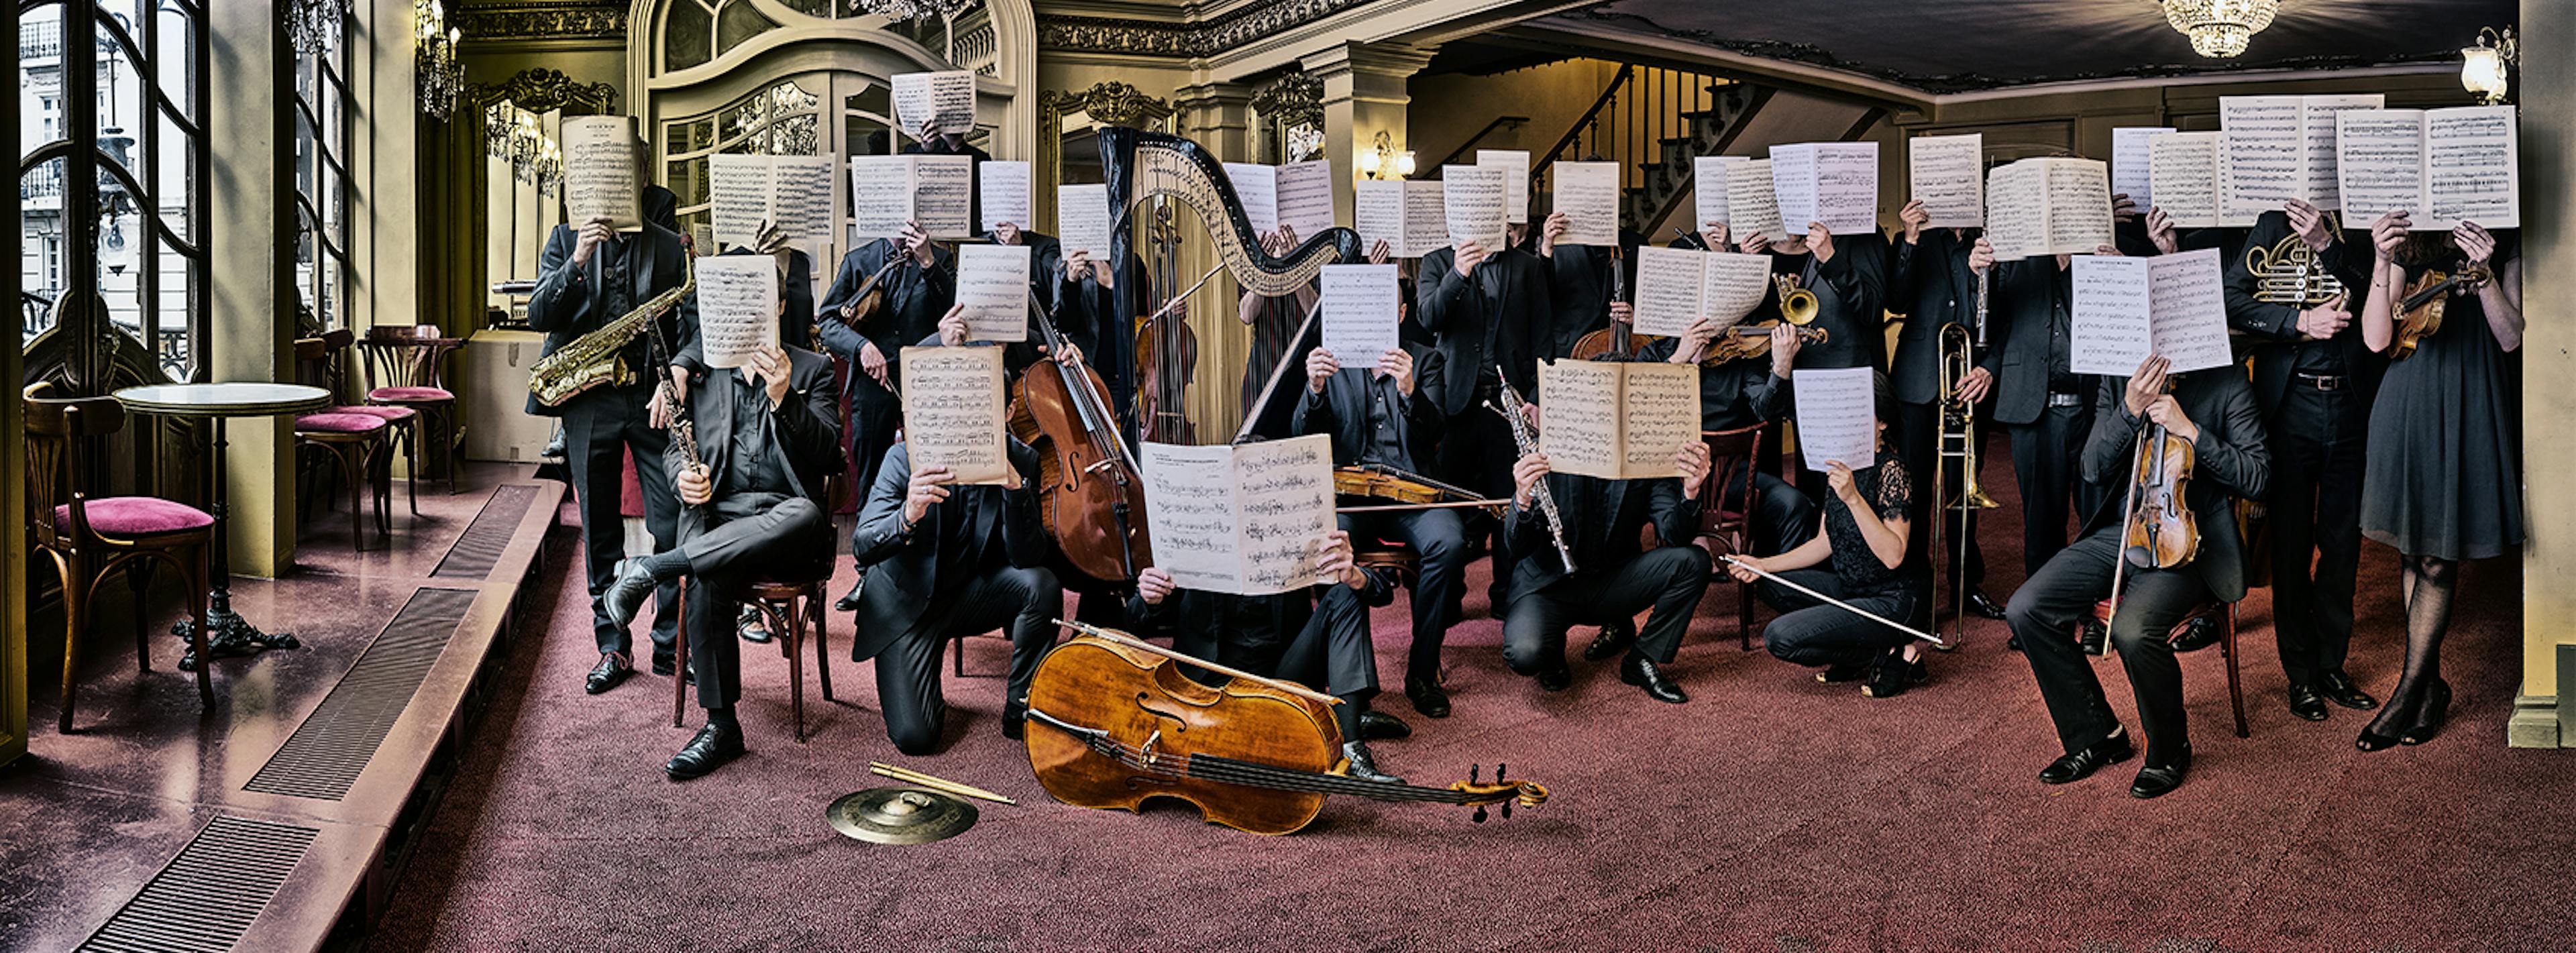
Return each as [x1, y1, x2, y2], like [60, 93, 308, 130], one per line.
[2461, 26, 2516, 105]
[1356, 131, 1415, 180]
[416, 0, 464, 120]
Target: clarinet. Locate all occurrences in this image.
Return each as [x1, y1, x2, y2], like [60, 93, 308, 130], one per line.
[641, 290, 704, 506]
[1488, 372, 1577, 573]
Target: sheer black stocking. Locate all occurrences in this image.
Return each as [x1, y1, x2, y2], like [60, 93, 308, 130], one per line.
[2362, 555, 2457, 743]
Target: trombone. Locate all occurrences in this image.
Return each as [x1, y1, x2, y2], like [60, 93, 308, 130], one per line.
[1932, 323, 1998, 649]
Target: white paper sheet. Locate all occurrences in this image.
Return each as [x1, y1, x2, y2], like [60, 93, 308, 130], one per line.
[2300, 94, 2385, 211]
[898, 345, 1009, 485]
[561, 115, 640, 230]
[2220, 95, 2302, 226]
[2112, 126, 2174, 212]
[1772, 142, 1880, 235]
[1224, 162, 1281, 236]
[1553, 161, 1621, 247]
[1791, 367, 1876, 472]
[1631, 245, 1707, 339]
[1909, 133, 1983, 229]
[1694, 156, 1751, 231]
[2070, 248, 2231, 376]
[2148, 131, 2220, 229]
[2425, 105, 2518, 229]
[978, 160, 1032, 233]
[891, 70, 976, 137]
[1727, 158, 1784, 241]
[1320, 264, 1401, 368]
[953, 243, 1030, 343]
[1538, 359, 1621, 479]
[1354, 179, 1407, 259]
[1057, 182, 1114, 260]
[849, 154, 975, 239]
[1984, 157, 2112, 261]
[1401, 181, 1449, 258]
[692, 255, 779, 370]
[1140, 435, 1338, 596]
[1443, 165, 1509, 253]
[708, 154, 772, 251]
[1277, 160, 1338, 239]
[1477, 149, 1532, 223]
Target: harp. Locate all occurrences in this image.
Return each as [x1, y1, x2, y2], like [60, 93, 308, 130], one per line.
[1098, 127, 1365, 441]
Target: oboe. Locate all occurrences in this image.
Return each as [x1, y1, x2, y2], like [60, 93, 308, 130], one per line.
[1488, 372, 1576, 573]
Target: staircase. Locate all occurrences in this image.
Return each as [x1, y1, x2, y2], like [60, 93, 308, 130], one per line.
[1529, 65, 1772, 237]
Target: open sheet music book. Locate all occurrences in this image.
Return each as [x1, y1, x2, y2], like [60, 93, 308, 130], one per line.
[849, 154, 975, 239]
[1630, 246, 1772, 337]
[708, 154, 835, 260]
[899, 345, 1010, 485]
[1140, 435, 1339, 596]
[1984, 157, 2114, 262]
[1354, 180, 1448, 259]
[891, 70, 976, 137]
[2069, 248, 2233, 376]
[2218, 94, 2384, 223]
[1537, 359, 1699, 481]
[1222, 161, 1337, 239]
[2335, 106, 2519, 231]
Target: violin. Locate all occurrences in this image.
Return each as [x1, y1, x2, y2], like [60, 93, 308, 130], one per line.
[1010, 294, 1152, 583]
[2390, 264, 2491, 361]
[1022, 626, 1549, 836]
[1135, 204, 1199, 443]
[2119, 390, 2200, 571]
[1332, 464, 1507, 514]
[821, 247, 905, 333]
[1698, 321, 1828, 366]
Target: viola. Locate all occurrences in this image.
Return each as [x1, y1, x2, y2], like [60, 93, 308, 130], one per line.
[2121, 411, 2200, 571]
[2390, 265, 2490, 361]
[1022, 628, 1548, 836]
[1332, 464, 1505, 514]
[1699, 321, 1828, 366]
[1009, 297, 1152, 583]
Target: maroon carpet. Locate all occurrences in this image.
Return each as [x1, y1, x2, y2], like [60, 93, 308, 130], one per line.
[369, 478, 2569, 952]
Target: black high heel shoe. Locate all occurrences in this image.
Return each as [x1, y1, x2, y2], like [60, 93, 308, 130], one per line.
[2355, 687, 2416, 752]
[2399, 679, 2452, 746]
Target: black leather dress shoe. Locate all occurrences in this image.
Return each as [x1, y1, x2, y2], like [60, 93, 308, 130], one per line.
[1582, 622, 1636, 661]
[1620, 653, 1688, 704]
[2037, 729, 2133, 784]
[2287, 684, 2330, 722]
[585, 653, 633, 695]
[1358, 710, 1411, 741]
[2319, 671, 2379, 711]
[1405, 675, 1451, 718]
[2129, 746, 2191, 799]
[833, 572, 866, 613]
[664, 722, 746, 781]
[737, 606, 772, 644]
[603, 557, 659, 630]
[1535, 664, 1572, 693]
[1966, 590, 2008, 621]
[1341, 740, 1404, 785]
[1002, 698, 1028, 741]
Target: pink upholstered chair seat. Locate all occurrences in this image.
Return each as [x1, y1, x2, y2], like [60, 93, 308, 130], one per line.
[369, 385, 453, 402]
[295, 412, 390, 434]
[334, 404, 417, 421]
[56, 497, 215, 538]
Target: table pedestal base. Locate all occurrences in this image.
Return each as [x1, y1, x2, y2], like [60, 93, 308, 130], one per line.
[173, 589, 301, 672]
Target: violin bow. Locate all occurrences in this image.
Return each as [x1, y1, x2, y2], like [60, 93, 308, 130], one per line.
[1721, 556, 1945, 647]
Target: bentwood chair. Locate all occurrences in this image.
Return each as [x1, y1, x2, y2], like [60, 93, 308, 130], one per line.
[25, 382, 217, 732]
[307, 329, 425, 517]
[357, 325, 466, 495]
[1693, 423, 1770, 651]
[292, 332, 392, 550]
[673, 477, 844, 742]
[2083, 598, 2249, 739]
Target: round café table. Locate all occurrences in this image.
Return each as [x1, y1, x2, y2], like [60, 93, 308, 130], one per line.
[114, 382, 332, 671]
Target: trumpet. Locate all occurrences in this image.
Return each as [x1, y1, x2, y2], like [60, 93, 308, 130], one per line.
[1773, 274, 1819, 326]
[1933, 323, 1998, 647]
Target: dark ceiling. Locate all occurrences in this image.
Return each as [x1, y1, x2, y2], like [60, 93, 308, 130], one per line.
[1542, 0, 2516, 93]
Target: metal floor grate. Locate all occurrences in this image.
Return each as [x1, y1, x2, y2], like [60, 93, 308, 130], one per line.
[431, 484, 539, 579]
[78, 816, 318, 953]
[242, 587, 476, 801]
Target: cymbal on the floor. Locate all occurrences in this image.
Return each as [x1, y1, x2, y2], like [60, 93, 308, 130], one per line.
[826, 787, 978, 845]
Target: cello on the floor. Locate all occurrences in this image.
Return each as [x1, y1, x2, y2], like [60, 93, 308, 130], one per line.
[1022, 623, 1548, 836]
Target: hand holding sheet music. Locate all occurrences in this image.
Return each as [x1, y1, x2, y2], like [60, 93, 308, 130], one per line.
[1630, 246, 1770, 337]
[953, 244, 1031, 343]
[1320, 264, 1401, 369]
[1771, 142, 1880, 235]
[1057, 183, 1114, 261]
[892, 70, 976, 137]
[2069, 248, 2231, 375]
[1791, 367, 1876, 473]
[979, 160, 1033, 233]
[900, 345, 1010, 484]
[562, 116, 641, 230]
[694, 255, 780, 370]
[1444, 166, 1509, 253]
[1552, 162, 1621, 247]
[1140, 435, 1338, 596]
[1908, 134, 1983, 229]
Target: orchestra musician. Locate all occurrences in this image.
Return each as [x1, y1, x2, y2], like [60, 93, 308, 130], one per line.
[2223, 199, 2383, 722]
[905, 119, 993, 233]
[1053, 243, 1147, 429]
[2353, 213, 2523, 751]
[1126, 530, 1412, 784]
[1630, 279, 1820, 564]
[1293, 334, 1465, 719]
[1987, 242, 2119, 599]
[1537, 211, 1640, 359]
[1729, 219, 1888, 373]
[528, 166, 695, 695]
[1888, 197, 2006, 621]
[818, 219, 953, 611]
[1419, 221, 1552, 611]
[2004, 354, 2269, 799]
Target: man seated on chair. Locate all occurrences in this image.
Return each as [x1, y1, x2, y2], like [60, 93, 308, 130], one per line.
[2002, 353, 2268, 800]
[1125, 530, 1410, 783]
[602, 245, 843, 780]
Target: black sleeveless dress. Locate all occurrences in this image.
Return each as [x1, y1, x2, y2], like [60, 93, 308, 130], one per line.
[2359, 241, 2523, 561]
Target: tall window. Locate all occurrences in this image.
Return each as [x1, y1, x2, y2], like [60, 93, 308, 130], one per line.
[292, 10, 351, 335]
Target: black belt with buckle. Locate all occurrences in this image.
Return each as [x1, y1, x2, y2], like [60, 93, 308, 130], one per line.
[2045, 392, 2086, 408]
[2294, 373, 2349, 391]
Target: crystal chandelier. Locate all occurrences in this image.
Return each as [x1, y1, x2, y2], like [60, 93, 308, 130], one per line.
[533, 139, 564, 197]
[284, 0, 352, 54]
[851, 0, 975, 24]
[415, 0, 464, 120]
[2161, 0, 2279, 58]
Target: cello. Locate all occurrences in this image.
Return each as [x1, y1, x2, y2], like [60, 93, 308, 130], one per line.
[1010, 292, 1152, 583]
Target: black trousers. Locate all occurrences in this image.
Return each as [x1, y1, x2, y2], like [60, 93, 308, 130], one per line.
[2267, 384, 2367, 689]
[872, 565, 1063, 755]
[2007, 400, 2105, 576]
[676, 493, 834, 710]
[1340, 507, 1466, 683]
[1502, 546, 1711, 674]
[561, 383, 680, 657]
[1173, 585, 1381, 704]
[1897, 399, 1990, 587]
[848, 374, 902, 516]
[1758, 569, 1927, 669]
[2004, 525, 2210, 763]
[1440, 398, 1520, 602]
[1723, 467, 1821, 558]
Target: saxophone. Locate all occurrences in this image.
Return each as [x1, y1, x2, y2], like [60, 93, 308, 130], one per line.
[528, 269, 696, 407]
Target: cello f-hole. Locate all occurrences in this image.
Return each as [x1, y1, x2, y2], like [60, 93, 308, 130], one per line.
[1136, 693, 1189, 731]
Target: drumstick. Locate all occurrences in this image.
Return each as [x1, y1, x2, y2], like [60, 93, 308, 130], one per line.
[1055, 620, 1342, 706]
[869, 762, 1017, 805]
[1721, 555, 1947, 647]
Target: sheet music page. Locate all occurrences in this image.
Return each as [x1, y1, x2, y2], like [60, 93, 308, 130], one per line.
[1354, 179, 1407, 258]
[1538, 359, 1623, 479]
[953, 243, 1030, 343]
[692, 254, 779, 370]
[1141, 442, 1244, 594]
[849, 156, 914, 239]
[2336, 109, 2429, 229]
[771, 156, 836, 262]
[898, 345, 1010, 485]
[1554, 161, 1621, 247]
[1224, 162, 1281, 236]
[1909, 133, 1984, 229]
[1727, 159, 1784, 241]
[1982, 159, 2046, 262]
[912, 155, 976, 238]
[1057, 183, 1114, 260]
[1276, 160, 1338, 239]
[1229, 434, 1339, 594]
[1477, 149, 1532, 223]
[2043, 158, 2115, 256]
[1812, 142, 1882, 234]
[2220, 95, 2303, 226]
[1403, 181, 1450, 258]
[2143, 248, 2234, 373]
[977, 160, 1032, 233]
[2112, 127, 2174, 211]
[1790, 367, 1876, 472]
[1443, 166, 1509, 253]
[706, 154, 772, 251]
[1630, 245, 1707, 337]
[2068, 255, 2154, 376]
[2148, 131, 2220, 229]
[1620, 363, 1699, 480]
[1695, 156, 1750, 229]
[2426, 105, 2518, 230]
[891, 70, 976, 137]
[1768, 144, 1821, 235]
[561, 115, 641, 229]
[2300, 94, 2384, 211]
[1320, 264, 1401, 368]
[1703, 251, 1773, 329]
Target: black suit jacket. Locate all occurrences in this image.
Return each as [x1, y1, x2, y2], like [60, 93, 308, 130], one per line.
[817, 239, 955, 404]
[1541, 243, 1625, 359]
[1505, 471, 1701, 600]
[1417, 245, 1549, 416]
[1292, 342, 1446, 469]
[2222, 211, 2381, 416]
[847, 441, 1049, 660]
[668, 346, 843, 504]
[1886, 228, 1991, 406]
[1057, 251, 1148, 425]
[1987, 256, 2084, 427]
[525, 221, 698, 416]
[1773, 234, 1888, 372]
[2077, 370, 2270, 602]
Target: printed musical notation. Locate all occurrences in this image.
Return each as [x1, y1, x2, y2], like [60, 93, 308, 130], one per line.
[1320, 264, 1401, 369]
[1694, 156, 1752, 231]
[2338, 105, 2519, 231]
[1355, 180, 1448, 259]
[1726, 158, 1785, 241]
[1791, 366, 1876, 473]
[694, 255, 780, 371]
[1631, 246, 1770, 338]
[2148, 131, 2221, 229]
[979, 160, 1033, 233]
[562, 116, 641, 230]
[954, 243, 1031, 343]
[1538, 359, 1698, 480]
[849, 155, 975, 239]
[1553, 162, 1621, 247]
[1984, 157, 2113, 262]
[1140, 435, 1337, 596]
[708, 154, 835, 260]
[2111, 126, 2175, 213]
[1908, 133, 1984, 229]
[892, 70, 976, 137]
[1058, 183, 1115, 261]
[1443, 166, 1509, 254]
[2070, 247, 2231, 376]
[1477, 149, 1532, 224]
[1770, 142, 1880, 235]
[900, 345, 1009, 484]
[1222, 161, 1336, 239]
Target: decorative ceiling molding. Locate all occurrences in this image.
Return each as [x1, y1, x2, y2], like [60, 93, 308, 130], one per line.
[1248, 73, 1321, 129]
[1040, 80, 1175, 127]
[454, 1, 629, 42]
[466, 67, 621, 115]
[1037, 0, 1377, 58]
